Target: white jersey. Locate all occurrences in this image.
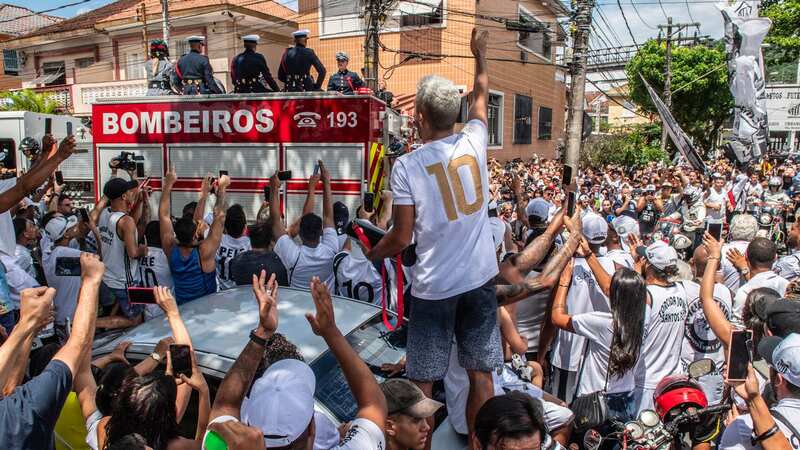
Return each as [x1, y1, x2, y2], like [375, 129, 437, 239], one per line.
[98, 208, 140, 289]
[390, 119, 498, 300]
[551, 255, 615, 372]
[43, 245, 82, 326]
[721, 241, 750, 293]
[139, 246, 174, 320]
[680, 280, 732, 378]
[14, 244, 36, 280]
[721, 398, 800, 450]
[635, 283, 689, 389]
[333, 251, 383, 306]
[732, 270, 789, 323]
[216, 234, 251, 290]
[274, 228, 339, 290]
[774, 252, 800, 281]
[572, 312, 638, 396]
[705, 188, 729, 223]
[605, 248, 634, 269]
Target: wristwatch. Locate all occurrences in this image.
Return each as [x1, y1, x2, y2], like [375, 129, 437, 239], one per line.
[249, 329, 269, 347]
[740, 267, 751, 276]
[150, 352, 162, 362]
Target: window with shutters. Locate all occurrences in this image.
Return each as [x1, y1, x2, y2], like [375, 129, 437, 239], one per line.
[320, 0, 365, 37]
[125, 53, 145, 80]
[488, 92, 503, 147]
[514, 95, 533, 144]
[3, 50, 19, 75]
[538, 106, 553, 140]
[75, 57, 95, 69]
[517, 5, 551, 60]
[171, 39, 191, 58]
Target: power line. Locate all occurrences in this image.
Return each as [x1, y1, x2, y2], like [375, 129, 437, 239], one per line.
[684, 0, 696, 23]
[630, 1, 657, 29]
[616, 0, 639, 50]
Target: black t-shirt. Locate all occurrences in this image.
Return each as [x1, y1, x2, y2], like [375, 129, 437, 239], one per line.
[230, 250, 289, 287]
[639, 202, 659, 232]
[0, 359, 72, 450]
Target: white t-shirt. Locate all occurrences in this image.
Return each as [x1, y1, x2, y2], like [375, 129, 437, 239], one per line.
[488, 216, 507, 255]
[605, 249, 634, 269]
[635, 283, 689, 389]
[14, 244, 36, 280]
[720, 397, 800, 450]
[679, 280, 732, 378]
[551, 256, 615, 371]
[515, 269, 552, 354]
[721, 241, 750, 294]
[275, 228, 339, 290]
[706, 188, 728, 222]
[572, 312, 638, 395]
[0, 254, 39, 309]
[0, 179, 16, 257]
[43, 245, 82, 325]
[774, 252, 800, 282]
[390, 119, 498, 300]
[333, 251, 383, 305]
[139, 246, 174, 320]
[732, 270, 789, 323]
[216, 234, 251, 290]
[331, 418, 385, 450]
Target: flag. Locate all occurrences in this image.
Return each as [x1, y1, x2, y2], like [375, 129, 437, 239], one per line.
[639, 74, 707, 174]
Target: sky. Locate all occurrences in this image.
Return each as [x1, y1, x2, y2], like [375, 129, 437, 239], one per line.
[13, 0, 726, 47]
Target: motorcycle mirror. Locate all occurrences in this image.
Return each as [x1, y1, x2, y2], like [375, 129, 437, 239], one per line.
[688, 358, 716, 379]
[583, 429, 603, 450]
[639, 410, 661, 428]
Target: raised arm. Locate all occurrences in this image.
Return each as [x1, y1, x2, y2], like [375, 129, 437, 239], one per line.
[582, 239, 612, 298]
[376, 190, 393, 230]
[321, 162, 334, 229]
[159, 166, 178, 256]
[52, 253, 104, 376]
[118, 216, 147, 259]
[200, 175, 229, 266]
[210, 271, 278, 421]
[701, 232, 732, 349]
[307, 277, 387, 428]
[269, 172, 287, 240]
[499, 210, 564, 283]
[0, 137, 75, 214]
[467, 28, 488, 125]
[288, 169, 321, 237]
[193, 175, 212, 223]
[365, 205, 414, 261]
[0, 287, 51, 388]
[550, 261, 575, 332]
[728, 365, 792, 450]
[154, 287, 192, 346]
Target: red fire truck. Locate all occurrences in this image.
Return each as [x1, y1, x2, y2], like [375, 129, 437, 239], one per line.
[91, 93, 409, 220]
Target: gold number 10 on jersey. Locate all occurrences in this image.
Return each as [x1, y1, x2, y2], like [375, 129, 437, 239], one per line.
[426, 155, 484, 222]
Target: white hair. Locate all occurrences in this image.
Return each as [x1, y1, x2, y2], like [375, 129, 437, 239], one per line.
[730, 214, 758, 242]
[415, 75, 461, 130]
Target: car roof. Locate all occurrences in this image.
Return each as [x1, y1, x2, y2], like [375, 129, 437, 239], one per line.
[93, 286, 381, 376]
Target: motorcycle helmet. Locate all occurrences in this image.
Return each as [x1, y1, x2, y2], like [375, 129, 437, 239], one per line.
[19, 137, 41, 161]
[769, 176, 782, 187]
[654, 375, 708, 419]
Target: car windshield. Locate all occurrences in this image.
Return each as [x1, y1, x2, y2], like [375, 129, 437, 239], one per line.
[310, 313, 406, 422]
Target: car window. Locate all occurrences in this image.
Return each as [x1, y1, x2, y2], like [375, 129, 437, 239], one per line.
[310, 313, 406, 422]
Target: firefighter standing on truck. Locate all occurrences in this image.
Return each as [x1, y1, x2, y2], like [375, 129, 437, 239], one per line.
[278, 29, 326, 92]
[231, 34, 279, 93]
[145, 39, 174, 96]
[327, 52, 364, 95]
[174, 36, 221, 95]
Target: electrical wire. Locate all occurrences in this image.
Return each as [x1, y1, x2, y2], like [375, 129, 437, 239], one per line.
[616, 0, 639, 50]
[629, 1, 657, 29]
[684, 0, 696, 23]
[656, 0, 670, 20]
[0, 0, 94, 24]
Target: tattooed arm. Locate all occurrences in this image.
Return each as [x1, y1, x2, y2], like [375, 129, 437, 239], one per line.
[550, 261, 575, 332]
[496, 233, 579, 306]
[499, 210, 565, 283]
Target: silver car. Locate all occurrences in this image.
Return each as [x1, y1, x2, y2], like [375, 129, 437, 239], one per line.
[92, 286, 466, 449]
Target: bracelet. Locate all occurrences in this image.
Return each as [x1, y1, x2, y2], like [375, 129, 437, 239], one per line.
[751, 425, 780, 445]
[249, 329, 269, 347]
[558, 284, 570, 288]
[707, 257, 720, 261]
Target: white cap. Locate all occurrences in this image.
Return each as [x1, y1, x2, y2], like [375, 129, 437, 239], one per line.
[313, 411, 340, 450]
[582, 212, 608, 245]
[241, 359, 315, 447]
[187, 35, 205, 43]
[759, 333, 800, 387]
[612, 215, 639, 243]
[45, 215, 78, 242]
[242, 34, 260, 43]
[636, 240, 678, 271]
[525, 198, 551, 222]
[293, 29, 310, 38]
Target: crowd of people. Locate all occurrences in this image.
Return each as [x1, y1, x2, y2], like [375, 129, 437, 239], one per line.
[3, 26, 800, 450]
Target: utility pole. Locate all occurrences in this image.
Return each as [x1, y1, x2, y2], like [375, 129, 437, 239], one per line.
[161, 0, 170, 49]
[364, 0, 381, 91]
[564, 0, 595, 174]
[657, 17, 699, 151]
[140, 2, 148, 57]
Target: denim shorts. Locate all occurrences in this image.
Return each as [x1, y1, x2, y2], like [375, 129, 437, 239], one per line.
[405, 282, 502, 381]
[99, 282, 144, 319]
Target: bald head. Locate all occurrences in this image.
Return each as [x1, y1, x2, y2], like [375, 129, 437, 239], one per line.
[691, 244, 709, 279]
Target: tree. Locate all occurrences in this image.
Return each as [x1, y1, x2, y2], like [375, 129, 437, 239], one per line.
[762, 0, 800, 84]
[625, 39, 733, 154]
[0, 89, 59, 114]
[581, 123, 668, 168]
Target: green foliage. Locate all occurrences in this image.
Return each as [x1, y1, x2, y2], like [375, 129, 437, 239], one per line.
[582, 123, 668, 168]
[625, 40, 733, 153]
[0, 89, 60, 114]
[762, 0, 800, 84]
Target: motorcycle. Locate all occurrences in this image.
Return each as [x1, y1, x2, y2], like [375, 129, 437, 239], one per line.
[583, 359, 730, 450]
[753, 203, 787, 252]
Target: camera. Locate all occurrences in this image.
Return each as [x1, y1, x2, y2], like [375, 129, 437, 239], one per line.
[109, 152, 144, 172]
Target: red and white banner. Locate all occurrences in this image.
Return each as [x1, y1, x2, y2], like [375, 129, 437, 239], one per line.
[92, 97, 380, 144]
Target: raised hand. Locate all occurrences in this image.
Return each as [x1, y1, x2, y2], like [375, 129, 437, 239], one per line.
[703, 232, 722, 259]
[164, 165, 178, 187]
[154, 286, 179, 317]
[110, 341, 132, 365]
[19, 287, 55, 333]
[56, 136, 76, 160]
[470, 27, 488, 58]
[252, 270, 278, 334]
[80, 252, 105, 283]
[306, 277, 337, 337]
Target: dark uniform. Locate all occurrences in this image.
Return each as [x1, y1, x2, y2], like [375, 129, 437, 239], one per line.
[328, 69, 364, 94]
[278, 45, 326, 92]
[175, 48, 221, 95]
[232, 49, 279, 93]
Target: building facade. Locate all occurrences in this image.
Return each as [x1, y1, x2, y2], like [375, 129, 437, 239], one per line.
[0, 4, 61, 91]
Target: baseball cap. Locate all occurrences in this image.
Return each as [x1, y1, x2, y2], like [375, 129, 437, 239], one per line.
[764, 300, 800, 338]
[612, 215, 639, 249]
[45, 215, 79, 241]
[241, 359, 315, 447]
[103, 178, 138, 200]
[333, 201, 349, 229]
[645, 184, 656, 192]
[662, 181, 673, 188]
[582, 213, 608, 245]
[758, 333, 800, 387]
[525, 198, 550, 222]
[636, 240, 678, 271]
[380, 379, 443, 418]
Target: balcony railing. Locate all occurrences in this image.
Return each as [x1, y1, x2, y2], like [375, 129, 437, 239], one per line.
[21, 79, 149, 115]
[30, 85, 73, 112]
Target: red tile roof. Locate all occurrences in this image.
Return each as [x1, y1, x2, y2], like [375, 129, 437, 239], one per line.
[0, 4, 61, 37]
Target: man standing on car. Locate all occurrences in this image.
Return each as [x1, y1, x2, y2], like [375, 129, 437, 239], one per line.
[366, 28, 499, 438]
